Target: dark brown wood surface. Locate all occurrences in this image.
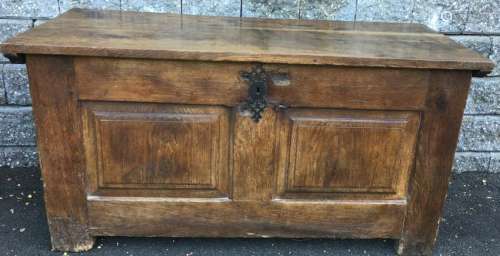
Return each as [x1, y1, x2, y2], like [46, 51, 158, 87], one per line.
[87, 197, 406, 239]
[23, 52, 473, 256]
[1, 8, 494, 74]
[75, 57, 431, 110]
[82, 102, 230, 198]
[80, 102, 410, 241]
[26, 55, 94, 251]
[397, 71, 472, 256]
[275, 109, 420, 200]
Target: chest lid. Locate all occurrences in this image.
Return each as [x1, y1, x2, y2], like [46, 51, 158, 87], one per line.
[0, 8, 494, 75]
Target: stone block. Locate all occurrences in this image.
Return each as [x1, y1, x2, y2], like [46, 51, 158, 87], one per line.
[0, 65, 5, 104]
[489, 153, 500, 173]
[464, 0, 500, 33]
[0, 107, 36, 146]
[3, 64, 31, 105]
[464, 78, 499, 115]
[410, 0, 468, 33]
[453, 152, 491, 173]
[457, 115, 500, 152]
[491, 37, 500, 76]
[356, 0, 413, 22]
[121, 0, 181, 13]
[243, 0, 299, 19]
[0, 0, 59, 18]
[59, 0, 121, 13]
[0, 147, 38, 168]
[0, 19, 32, 43]
[183, 0, 240, 16]
[0, 19, 32, 63]
[300, 0, 356, 21]
[450, 36, 492, 59]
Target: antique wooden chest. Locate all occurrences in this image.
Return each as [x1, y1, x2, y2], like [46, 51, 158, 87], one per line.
[1, 8, 494, 256]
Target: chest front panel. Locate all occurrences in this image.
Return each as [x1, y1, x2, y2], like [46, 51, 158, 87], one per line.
[75, 57, 428, 238]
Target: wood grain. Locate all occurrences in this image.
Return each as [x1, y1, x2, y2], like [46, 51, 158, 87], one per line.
[26, 55, 94, 251]
[87, 196, 406, 239]
[82, 102, 230, 198]
[1, 8, 493, 74]
[75, 57, 430, 110]
[275, 109, 419, 200]
[398, 71, 471, 256]
[232, 108, 277, 201]
[74, 57, 249, 106]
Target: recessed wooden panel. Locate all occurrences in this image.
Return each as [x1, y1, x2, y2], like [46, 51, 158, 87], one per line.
[276, 109, 420, 199]
[82, 102, 230, 198]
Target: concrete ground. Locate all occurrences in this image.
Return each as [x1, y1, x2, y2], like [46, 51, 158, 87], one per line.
[0, 167, 498, 256]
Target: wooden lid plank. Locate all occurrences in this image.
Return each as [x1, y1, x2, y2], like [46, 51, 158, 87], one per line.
[1, 8, 494, 74]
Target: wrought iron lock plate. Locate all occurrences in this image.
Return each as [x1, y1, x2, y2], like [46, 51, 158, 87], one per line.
[240, 64, 268, 123]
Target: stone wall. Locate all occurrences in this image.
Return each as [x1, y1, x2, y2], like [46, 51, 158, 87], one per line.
[0, 0, 498, 172]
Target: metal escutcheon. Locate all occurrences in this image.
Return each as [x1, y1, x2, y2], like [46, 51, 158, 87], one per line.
[240, 64, 269, 123]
